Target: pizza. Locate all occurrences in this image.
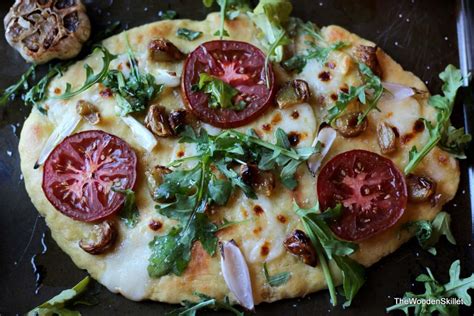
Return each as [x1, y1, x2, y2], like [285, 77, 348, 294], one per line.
[15, 0, 469, 312]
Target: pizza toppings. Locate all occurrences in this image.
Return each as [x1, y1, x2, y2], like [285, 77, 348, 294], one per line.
[275, 79, 310, 109]
[306, 127, 337, 176]
[335, 111, 367, 138]
[42, 130, 137, 222]
[144, 104, 173, 137]
[317, 150, 407, 241]
[240, 164, 276, 197]
[352, 45, 381, 77]
[182, 40, 274, 128]
[168, 109, 188, 134]
[406, 174, 437, 203]
[220, 240, 255, 311]
[377, 121, 397, 154]
[79, 220, 117, 255]
[148, 38, 185, 62]
[4, 0, 91, 64]
[283, 229, 317, 266]
[76, 100, 100, 125]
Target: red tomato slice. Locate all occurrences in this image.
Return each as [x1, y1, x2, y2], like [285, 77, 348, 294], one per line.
[42, 130, 137, 222]
[317, 150, 407, 241]
[182, 40, 274, 128]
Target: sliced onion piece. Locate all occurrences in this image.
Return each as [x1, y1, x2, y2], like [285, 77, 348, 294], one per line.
[220, 240, 254, 311]
[307, 127, 337, 176]
[35, 113, 81, 169]
[382, 81, 415, 100]
[121, 115, 157, 152]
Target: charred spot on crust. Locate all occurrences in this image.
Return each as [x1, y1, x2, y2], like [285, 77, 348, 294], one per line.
[287, 132, 300, 146]
[291, 110, 300, 119]
[253, 205, 264, 216]
[413, 119, 425, 133]
[318, 71, 331, 82]
[148, 220, 163, 231]
[276, 214, 287, 223]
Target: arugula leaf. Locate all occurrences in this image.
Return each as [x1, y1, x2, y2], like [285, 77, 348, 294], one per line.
[326, 63, 383, 124]
[217, 217, 252, 230]
[405, 65, 470, 173]
[295, 202, 365, 307]
[386, 260, 474, 315]
[177, 28, 203, 41]
[159, 10, 177, 20]
[27, 276, 90, 316]
[54, 46, 116, 100]
[195, 73, 244, 110]
[102, 38, 162, 116]
[250, 0, 293, 63]
[23, 63, 71, 112]
[168, 292, 244, 316]
[263, 262, 291, 287]
[149, 127, 319, 277]
[264, 30, 291, 87]
[0, 64, 35, 107]
[112, 188, 140, 228]
[356, 63, 383, 124]
[282, 20, 346, 73]
[405, 211, 456, 254]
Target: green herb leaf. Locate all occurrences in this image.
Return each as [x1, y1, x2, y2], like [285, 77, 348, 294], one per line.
[0, 65, 35, 107]
[404, 65, 470, 174]
[195, 73, 244, 110]
[356, 63, 383, 124]
[102, 38, 162, 116]
[159, 10, 177, 20]
[325, 63, 383, 124]
[54, 46, 117, 100]
[386, 260, 474, 315]
[263, 262, 291, 287]
[405, 211, 456, 253]
[250, 0, 293, 63]
[149, 127, 318, 277]
[295, 202, 365, 307]
[177, 28, 203, 41]
[27, 276, 90, 316]
[168, 292, 244, 316]
[283, 41, 347, 73]
[112, 188, 140, 228]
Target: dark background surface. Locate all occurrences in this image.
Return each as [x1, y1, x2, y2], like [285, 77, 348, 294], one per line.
[0, 0, 473, 315]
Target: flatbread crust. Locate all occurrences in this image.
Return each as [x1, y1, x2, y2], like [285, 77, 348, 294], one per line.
[19, 13, 459, 304]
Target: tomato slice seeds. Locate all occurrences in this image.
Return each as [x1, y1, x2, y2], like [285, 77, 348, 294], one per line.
[317, 150, 407, 241]
[42, 130, 137, 222]
[182, 40, 274, 128]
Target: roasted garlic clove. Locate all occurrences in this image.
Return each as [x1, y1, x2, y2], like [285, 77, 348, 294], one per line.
[406, 174, 437, 203]
[168, 109, 188, 134]
[148, 38, 185, 62]
[76, 100, 100, 125]
[353, 44, 382, 77]
[79, 221, 116, 255]
[335, 112, 367, 138]
[147, 165, 172, 200]
[276, 79, 310, 109]
[4, 0, 91, 64]
[283, 229, 317, 267]
[240, 164, 275, 197]
[377, 121, 397, 154]
[144, 104, 173, 137]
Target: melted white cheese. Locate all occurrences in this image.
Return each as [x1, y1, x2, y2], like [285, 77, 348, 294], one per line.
[239, 195, 286, 263]
[99, 224, 153, 301]
[375, 96, 421, 135]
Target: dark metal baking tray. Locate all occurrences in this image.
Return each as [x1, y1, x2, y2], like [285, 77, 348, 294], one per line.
[0, 0, 472, 315]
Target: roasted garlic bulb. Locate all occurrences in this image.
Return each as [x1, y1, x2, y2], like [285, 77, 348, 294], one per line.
[4, 0, 91, 64]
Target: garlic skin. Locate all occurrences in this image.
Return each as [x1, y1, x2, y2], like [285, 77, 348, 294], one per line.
[4, 0, 91, 64]
[220, 240, 255, 311]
